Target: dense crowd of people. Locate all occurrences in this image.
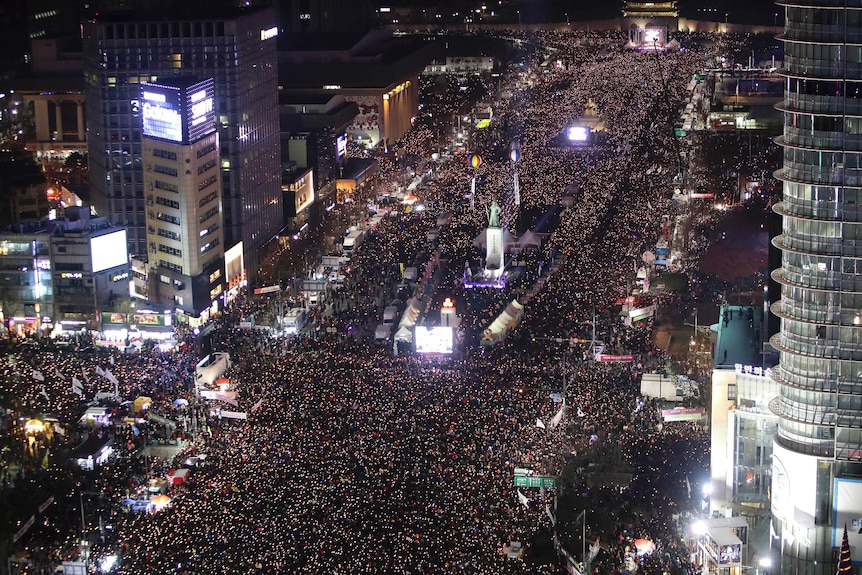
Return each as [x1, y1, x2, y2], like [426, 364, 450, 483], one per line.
[0, 27, 747, 575]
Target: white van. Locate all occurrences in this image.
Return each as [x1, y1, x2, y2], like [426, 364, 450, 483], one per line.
[375, 324, 393, 342]
[383, 306, 399, 324]
[282, 308, 308, 335]
[402, 266, 418, 283]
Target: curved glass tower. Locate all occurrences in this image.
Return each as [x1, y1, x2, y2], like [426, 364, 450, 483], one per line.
[771, 1, 862, 573]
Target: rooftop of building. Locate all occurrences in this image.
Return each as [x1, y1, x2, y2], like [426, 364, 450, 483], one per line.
[278, 31, 438, 90]
[0, 208, 115, 237]
[88, 0, 269, 22]
[339, 158, 377, 181]
[713, 305, 771, 371]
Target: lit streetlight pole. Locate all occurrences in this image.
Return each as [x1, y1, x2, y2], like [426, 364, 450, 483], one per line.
[517, 10, 521, 25]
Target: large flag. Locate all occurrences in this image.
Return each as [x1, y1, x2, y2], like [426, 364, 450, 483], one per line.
[94, 366, 105, 377]
[109, 355, 115, 365]
[517, 489, 530, 508]
[588, 538, 601, 562]
[55, 368, 65, 380]
[32, 370, 45, 382]
[536, 418, 546, 429]
[104, 370, 119, 386]
[39, 384, 49, 401]
[549, 405, 565, 429]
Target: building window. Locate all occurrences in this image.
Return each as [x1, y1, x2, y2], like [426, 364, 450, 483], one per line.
[196, 142, 217, 158]
[150, 211, 181, 225]
[728, 384, 737, 401]
[198, 175, 218, 192]
[152, 148, 177, 161]
[159, 260, 183, 274]
[157, 228, 181, 241]
[198, 158, 217, 175]
[155, 196, 180, 209]
[154, 180, 179, 193]
[199, 206, 219, 224]
[199, 190, 218, 207]
[199, 222, 219, 238]
[200, 237, 220, 254]
[158, 244, 182, 257]
[153, 164, 178, 177]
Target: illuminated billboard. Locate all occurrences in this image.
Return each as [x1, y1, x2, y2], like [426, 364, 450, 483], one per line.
[90, 229, 129, 273]
[141, 78, 216, 144]
[141, 84, 183, 143]
[567, 126, 589, 142]
[185, 78, 216, 143]
[415, 326, 454, 354]
[771, 441, 818, 528]
[833, 478, 862, 565]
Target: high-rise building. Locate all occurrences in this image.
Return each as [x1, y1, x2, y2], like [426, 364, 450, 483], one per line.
[82, 7, 282, 285]
[771, 1, 862, 573]
[136, 78, 225, 321]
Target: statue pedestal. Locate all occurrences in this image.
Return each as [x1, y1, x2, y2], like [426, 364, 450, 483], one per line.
[484, 226, 504, 279]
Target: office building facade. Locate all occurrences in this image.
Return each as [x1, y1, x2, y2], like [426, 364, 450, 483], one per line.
[0, 214, 129, 336]
[138, 78, 225, 321]
[83, 7, 282, 285]
[771, 1, 862, 572]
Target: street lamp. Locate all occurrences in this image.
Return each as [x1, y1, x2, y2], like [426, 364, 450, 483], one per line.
[774, 13, 778, 28]
[565, 12, 569, 25]
[517, 10, 521, 25]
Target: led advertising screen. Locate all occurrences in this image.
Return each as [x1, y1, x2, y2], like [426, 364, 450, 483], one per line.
[90, 230, 129, 273]
[567, 126, 588, 142]
[771, 441, 818, 528]
[833, 478, 862, 565]
[414, 326, 454, 354]
[185, 78, 216, 143]
[141, 84, 183, 143]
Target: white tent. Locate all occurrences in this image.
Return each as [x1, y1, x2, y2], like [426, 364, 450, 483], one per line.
[482, 299, 525, 344]
[514, 230, 546, 252]
[394, 297, 424, 343]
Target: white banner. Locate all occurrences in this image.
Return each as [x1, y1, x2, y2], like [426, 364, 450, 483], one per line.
[200, 391, 237, 406]
[251, 398, 264, 413]
[13, 514, 35, 542]
[32, 370, 45, 382]
[219, 410, 247, 420]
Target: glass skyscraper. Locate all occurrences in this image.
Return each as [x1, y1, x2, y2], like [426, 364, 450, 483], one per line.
[83, 7, 282, 284]
[771, 1, 862, 573]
